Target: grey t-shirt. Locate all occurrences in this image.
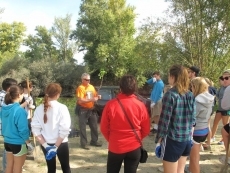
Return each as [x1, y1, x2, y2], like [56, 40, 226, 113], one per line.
[216, 86, 226, 111]
[221, 85, 230, 110]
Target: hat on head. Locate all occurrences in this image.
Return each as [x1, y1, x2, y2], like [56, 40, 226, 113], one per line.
[189, 66, 200, 76]
[223, 69, 230, 75]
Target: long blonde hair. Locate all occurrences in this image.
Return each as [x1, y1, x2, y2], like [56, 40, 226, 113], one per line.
[191, 77, 208, 97]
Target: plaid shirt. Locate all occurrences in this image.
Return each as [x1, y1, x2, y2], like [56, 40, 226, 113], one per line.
[155, 87, 196, 143]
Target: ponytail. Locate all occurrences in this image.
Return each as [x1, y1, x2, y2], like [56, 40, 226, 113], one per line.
[43, 94, 49, 124]
[4, 85, 23, 105]
[42, 83, 62, 124]
[4, 93, 13, 105]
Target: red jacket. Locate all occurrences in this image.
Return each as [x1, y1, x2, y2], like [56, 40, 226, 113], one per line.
[100, 93, 150, 154]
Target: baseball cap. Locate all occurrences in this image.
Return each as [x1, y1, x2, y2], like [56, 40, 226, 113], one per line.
[189, 66, 200, 76]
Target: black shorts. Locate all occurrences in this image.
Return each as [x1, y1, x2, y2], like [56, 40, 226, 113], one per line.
[4, 143, 27, 156]
[193, 134, 208, 143]
[224, 123, 230, 134]
[216, 110, 230, 116]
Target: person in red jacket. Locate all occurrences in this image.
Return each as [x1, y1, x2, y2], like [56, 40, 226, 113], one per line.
[100, 75, 150, 173]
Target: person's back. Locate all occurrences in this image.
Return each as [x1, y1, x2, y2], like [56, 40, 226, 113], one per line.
[1, 102, 29, 144]
[155, 65, 195, 173]
[194, 92, 214, 130]
[102, 93, 150, 153]
[31, 83, 71, 173]
[0, 78, 17, 173]
[33, 100, 70, 143]
[100, 75, 150, 173]
[157, 87, 195, 142]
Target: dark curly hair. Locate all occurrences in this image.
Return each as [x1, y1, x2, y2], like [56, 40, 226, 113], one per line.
[119, 75, 137, 96]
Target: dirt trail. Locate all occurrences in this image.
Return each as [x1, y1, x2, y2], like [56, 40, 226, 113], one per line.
[0, 115, 228, 173]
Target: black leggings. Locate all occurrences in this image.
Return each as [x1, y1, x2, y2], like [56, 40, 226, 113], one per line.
[107, 147, 141, 173]
[41, 142, 71, 173]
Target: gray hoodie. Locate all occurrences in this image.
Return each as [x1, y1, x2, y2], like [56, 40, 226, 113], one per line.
[195, 92, 214, 130]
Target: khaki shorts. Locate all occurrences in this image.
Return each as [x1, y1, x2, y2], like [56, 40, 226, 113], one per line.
[151, 99, 162, 117]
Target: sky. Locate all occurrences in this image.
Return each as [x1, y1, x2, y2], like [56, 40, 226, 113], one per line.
[0, 0, 169, 64]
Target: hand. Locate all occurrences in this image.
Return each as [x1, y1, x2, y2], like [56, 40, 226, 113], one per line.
[27, 142, 34, 153]
[25, 96, 33, 104]
[155, 143, 161, 158]
[28, 104, 35, 109]
[45, 145, 58, 160]
[42, 142, 53, 152]
[151, 102, 155, 108]
[152, 77, 156, 83]
[93, 97, 99, 102]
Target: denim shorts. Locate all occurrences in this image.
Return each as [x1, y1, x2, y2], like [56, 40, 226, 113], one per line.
[160, 137, 191, 162]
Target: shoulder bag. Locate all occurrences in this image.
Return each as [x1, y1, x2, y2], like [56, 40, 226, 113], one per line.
[116, 98, 148, 163]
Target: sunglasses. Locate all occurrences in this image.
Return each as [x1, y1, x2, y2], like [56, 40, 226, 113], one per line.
[220, 76, 230, 81]
[83, 79, 90, 81]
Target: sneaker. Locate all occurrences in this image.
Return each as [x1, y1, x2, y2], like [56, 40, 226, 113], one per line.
[81, 145, 90, 150]
[219, 156, 230, 165]
[218, 141, 224, 145]
[90, 142, 102, 147]
[158, 167, 164, 172]
[211, 137, 215, 143]
[150, 128, 157, 134]
[184, 165, 191, 173]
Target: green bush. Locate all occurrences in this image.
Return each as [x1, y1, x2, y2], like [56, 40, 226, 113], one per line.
[0, 56, 86, 97]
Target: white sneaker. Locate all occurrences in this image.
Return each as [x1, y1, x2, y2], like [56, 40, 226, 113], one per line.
[211, 137, 215, 142]
[158, 167, 164, 172]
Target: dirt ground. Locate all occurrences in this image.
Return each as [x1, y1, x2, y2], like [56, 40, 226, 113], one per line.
[0, 115, 229, 173]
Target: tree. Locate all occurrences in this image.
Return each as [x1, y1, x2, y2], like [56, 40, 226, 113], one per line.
[24, 26, 58, 61]
[162, 0, 230, 81]
[51, 14, 76, 62]
[0, 22, 26, 53]
[71, 0, 136, 78]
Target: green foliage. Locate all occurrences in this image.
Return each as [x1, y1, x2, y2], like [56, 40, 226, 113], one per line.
[71, 0, 136, 79]
[24, 26, 58, 61]
[0, 56, 86, 96]
[0, 21, 26, 61]
[162, 0, 230, 82]
[51, 14, 77, 62]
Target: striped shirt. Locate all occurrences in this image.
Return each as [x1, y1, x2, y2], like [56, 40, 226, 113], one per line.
[155, 87, 196, 143]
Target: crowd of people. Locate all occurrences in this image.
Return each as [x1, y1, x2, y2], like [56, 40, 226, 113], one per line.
[0, 65, 229, 173]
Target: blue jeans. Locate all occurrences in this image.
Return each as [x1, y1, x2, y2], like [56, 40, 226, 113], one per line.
[2, 149, 6, 172]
